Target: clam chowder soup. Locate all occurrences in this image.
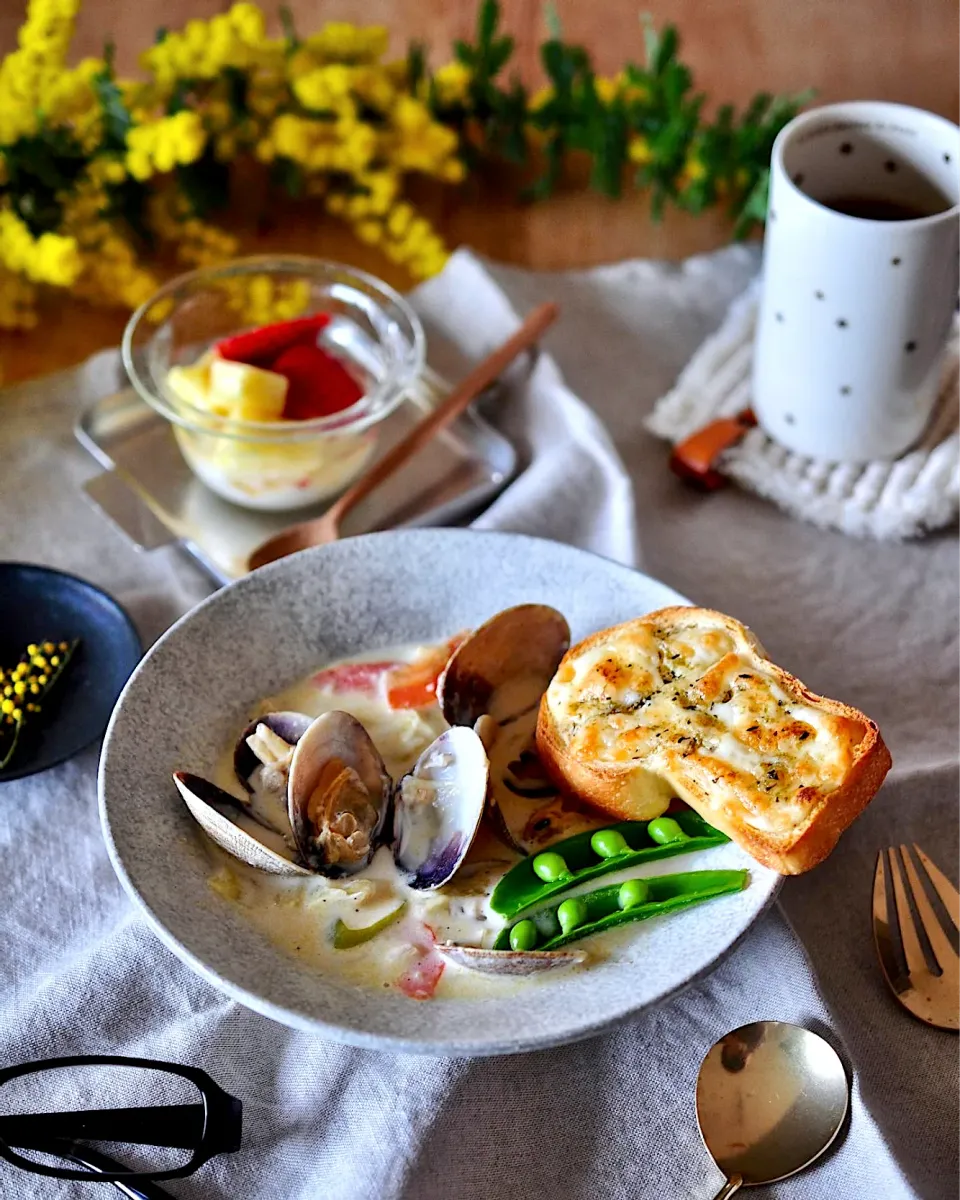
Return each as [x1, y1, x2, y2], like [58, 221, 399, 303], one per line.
[174, 606, 747, 1000]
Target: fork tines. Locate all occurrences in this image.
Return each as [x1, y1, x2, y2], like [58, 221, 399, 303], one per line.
[873, 843, 959, 1031]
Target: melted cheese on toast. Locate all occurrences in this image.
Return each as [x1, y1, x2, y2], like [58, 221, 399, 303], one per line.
[545, 611, 864, 836]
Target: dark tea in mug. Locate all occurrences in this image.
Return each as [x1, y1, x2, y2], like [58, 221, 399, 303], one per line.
[821, 192, 953, 221]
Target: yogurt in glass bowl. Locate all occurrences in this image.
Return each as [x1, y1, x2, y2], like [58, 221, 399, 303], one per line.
[121, 256, 425, 512]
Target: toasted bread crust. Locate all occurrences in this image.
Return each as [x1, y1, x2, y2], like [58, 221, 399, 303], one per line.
[536, 606, 892, 875]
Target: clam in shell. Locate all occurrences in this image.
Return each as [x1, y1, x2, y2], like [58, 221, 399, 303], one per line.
[233, 711, 311, 834]
[437, 605, 572, 854]
[437, 603, 570, 727]
[287, 711, 392, 876]
[173, 771, 310, 877]
[392, 726, 489, 890]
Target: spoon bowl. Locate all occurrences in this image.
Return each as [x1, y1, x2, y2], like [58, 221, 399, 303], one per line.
[696, 1020, 849, 1197]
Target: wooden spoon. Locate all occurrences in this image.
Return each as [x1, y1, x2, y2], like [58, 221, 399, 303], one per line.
[245, 301, 560, 572]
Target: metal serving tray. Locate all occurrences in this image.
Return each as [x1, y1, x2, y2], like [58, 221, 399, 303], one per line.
[75, 367, 516, 586]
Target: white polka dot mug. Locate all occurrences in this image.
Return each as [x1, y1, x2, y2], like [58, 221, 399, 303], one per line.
[752, 101, 959, 462]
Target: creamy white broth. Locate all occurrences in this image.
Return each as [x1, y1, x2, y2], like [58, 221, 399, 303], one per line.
[197, 641, 725, 1000]
[205, 643, 541, 998]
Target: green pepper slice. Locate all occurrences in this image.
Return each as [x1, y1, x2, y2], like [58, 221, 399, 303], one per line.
[489, 810, 728, 919]
[492, 869, 748, 951]
[332, 901, 407, 949]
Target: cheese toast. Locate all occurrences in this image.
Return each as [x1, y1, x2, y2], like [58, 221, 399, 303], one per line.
[536, 606, 891, 874]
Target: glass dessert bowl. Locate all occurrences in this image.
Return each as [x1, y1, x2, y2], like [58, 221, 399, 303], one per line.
[122, 257, 425, 512]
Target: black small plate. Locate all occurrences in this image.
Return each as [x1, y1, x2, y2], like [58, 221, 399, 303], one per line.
[0, 564, 142, 782]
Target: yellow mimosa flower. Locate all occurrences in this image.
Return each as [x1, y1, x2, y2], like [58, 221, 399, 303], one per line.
[628, 135, 653, 164]
[433, 61, 472, 106]
[594, 76, 618, 104]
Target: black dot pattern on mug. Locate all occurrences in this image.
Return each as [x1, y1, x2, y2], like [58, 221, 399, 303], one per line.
[884, 159, 898, 173]
[840, 142, 853, 154]
[836, 318, 848, 328]
[793, 173, 805, 187]
[944, 153, 952, 164]
[840, 386, 852, 395]
[815, 290, 825, 300]
[784, 413, 796, 425]
[775, 312, 784, 322]
[906, 340, 917, 352]
[892, 257, 902, 266]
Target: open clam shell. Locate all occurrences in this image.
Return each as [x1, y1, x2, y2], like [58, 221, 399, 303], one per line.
[437, 604, 570, 727]
[233, 711, 311, 831]
[174, 771, 310, 877]
[288, 711, 392, 877]
[393, 726, 489, 890]
[437, 944, 586, 975]
[438, 605, 571, 855]
[520, 795, 603, 851]
[234, 711, 312, 788]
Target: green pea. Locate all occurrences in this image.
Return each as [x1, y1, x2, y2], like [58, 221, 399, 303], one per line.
[509, 920, 538, 952]
[647, 816, 689, 845]
[532, 851, 569, 882]
[533, 908, 561, 941]
[618, 878, 651, 910]
[590, 828, 630, 859]
[557, 897, 589, 935]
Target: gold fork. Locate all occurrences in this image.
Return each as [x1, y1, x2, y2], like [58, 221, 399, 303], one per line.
[873, 844, 959, 1031]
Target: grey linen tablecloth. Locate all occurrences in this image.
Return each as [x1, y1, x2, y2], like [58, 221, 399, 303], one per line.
[1, 246, 957, 1200]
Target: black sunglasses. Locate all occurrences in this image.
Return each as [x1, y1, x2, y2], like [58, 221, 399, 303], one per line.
[0, 1055, 242, 1184]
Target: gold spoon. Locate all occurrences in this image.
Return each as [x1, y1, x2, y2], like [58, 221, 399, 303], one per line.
[246, 301, 560, 572]
[696, 1021, 849, 1197]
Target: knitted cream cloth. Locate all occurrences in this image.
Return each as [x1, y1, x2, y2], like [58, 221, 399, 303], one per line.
[647, 281, 960, 539]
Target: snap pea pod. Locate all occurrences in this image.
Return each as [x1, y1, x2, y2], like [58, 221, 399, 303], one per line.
[489, 810, 728, 919]
[492, 869, 748, 951]
[333, 902, 407, 949]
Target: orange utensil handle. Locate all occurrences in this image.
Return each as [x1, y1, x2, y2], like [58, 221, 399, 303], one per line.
[669, 409, 756, 491]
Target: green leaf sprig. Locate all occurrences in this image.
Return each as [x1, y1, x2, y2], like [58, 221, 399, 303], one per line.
[432, 0, 813, 235]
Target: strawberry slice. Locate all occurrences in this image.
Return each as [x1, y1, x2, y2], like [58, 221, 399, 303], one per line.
[272, 343, 364, 421]
[215, 314, 331, 367]
[311, 661, 400, 694]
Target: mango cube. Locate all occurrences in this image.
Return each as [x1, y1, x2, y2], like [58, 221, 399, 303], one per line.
[209, 357, 288, 422]
[166, 354, 230, 416]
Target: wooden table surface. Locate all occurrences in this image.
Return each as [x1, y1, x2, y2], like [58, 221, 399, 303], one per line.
[1, 180, 741, 386]
[2, 0, 955, 386]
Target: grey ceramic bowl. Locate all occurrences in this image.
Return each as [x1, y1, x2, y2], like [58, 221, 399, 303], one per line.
[99, 530, 780, 1056]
